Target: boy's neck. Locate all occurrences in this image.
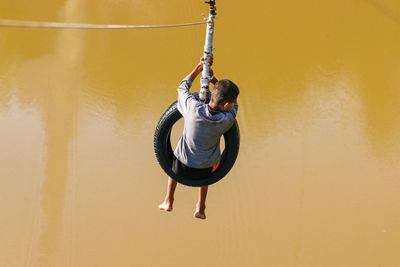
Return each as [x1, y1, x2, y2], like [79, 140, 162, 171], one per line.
[207, 103, 219, 115]
[208, 101, 219, 112]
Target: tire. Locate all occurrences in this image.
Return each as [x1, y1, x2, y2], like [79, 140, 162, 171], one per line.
[154, 93, 240, 187]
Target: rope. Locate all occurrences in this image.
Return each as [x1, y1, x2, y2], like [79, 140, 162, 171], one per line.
[0, 19, 207, 29]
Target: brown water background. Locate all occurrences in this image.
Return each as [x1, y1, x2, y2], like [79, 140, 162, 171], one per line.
[1, 0, 400, 266]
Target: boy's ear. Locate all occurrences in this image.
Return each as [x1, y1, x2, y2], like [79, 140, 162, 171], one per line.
[222, 101, 234, 112]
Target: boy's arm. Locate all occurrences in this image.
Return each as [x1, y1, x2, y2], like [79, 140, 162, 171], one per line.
[176, 77, 195, 116]
[188, 65, 218, 84]
[176, 58, 216, 115]
[188, 63, 203, 81]
[176, 63, 202, 116]
[188, 57, 216, 82]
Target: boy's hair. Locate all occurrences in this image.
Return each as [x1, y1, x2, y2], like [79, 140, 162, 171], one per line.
[211, 79, 240, 104]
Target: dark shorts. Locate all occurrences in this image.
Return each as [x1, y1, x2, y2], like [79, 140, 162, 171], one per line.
[172, 156, 219, 180]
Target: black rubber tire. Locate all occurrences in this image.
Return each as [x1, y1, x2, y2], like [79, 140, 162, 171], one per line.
[154, 94, 240, 187]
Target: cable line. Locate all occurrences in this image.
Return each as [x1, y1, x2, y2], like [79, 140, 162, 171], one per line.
[0, 19, 207, 29]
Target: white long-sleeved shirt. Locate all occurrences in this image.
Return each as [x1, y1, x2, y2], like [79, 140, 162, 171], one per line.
[173, 76, 238, 168]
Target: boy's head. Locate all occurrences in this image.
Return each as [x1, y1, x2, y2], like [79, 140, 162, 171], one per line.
[211, 79, 239, 111]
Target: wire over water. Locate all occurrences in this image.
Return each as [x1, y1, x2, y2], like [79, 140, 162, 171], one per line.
[0, 19, 207, 29]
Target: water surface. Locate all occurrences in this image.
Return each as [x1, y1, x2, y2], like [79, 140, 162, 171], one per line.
[1, 0, 400, 266]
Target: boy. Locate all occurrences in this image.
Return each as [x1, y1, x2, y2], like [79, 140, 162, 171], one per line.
[158, 57, 239, 219]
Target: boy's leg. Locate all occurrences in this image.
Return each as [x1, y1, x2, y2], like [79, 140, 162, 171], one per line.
[194, 186, 208, 219]
[158, 177, 177, 212]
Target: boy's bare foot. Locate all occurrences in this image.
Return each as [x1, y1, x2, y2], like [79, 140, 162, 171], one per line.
[194, 204, 206, 219]
[158, 201, 173, 212]
[194, 211, 206, 220]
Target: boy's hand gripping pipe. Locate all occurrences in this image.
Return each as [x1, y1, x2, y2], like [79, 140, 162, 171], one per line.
[199, 0, 216, 102]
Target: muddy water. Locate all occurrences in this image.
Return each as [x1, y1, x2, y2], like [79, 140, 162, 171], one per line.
[1, 0, 400, 266]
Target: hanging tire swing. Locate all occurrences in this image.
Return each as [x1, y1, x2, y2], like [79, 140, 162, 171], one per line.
[154, 93, 240, 187]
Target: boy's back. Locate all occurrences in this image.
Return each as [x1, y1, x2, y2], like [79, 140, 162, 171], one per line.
[174, 77, 238, 169]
